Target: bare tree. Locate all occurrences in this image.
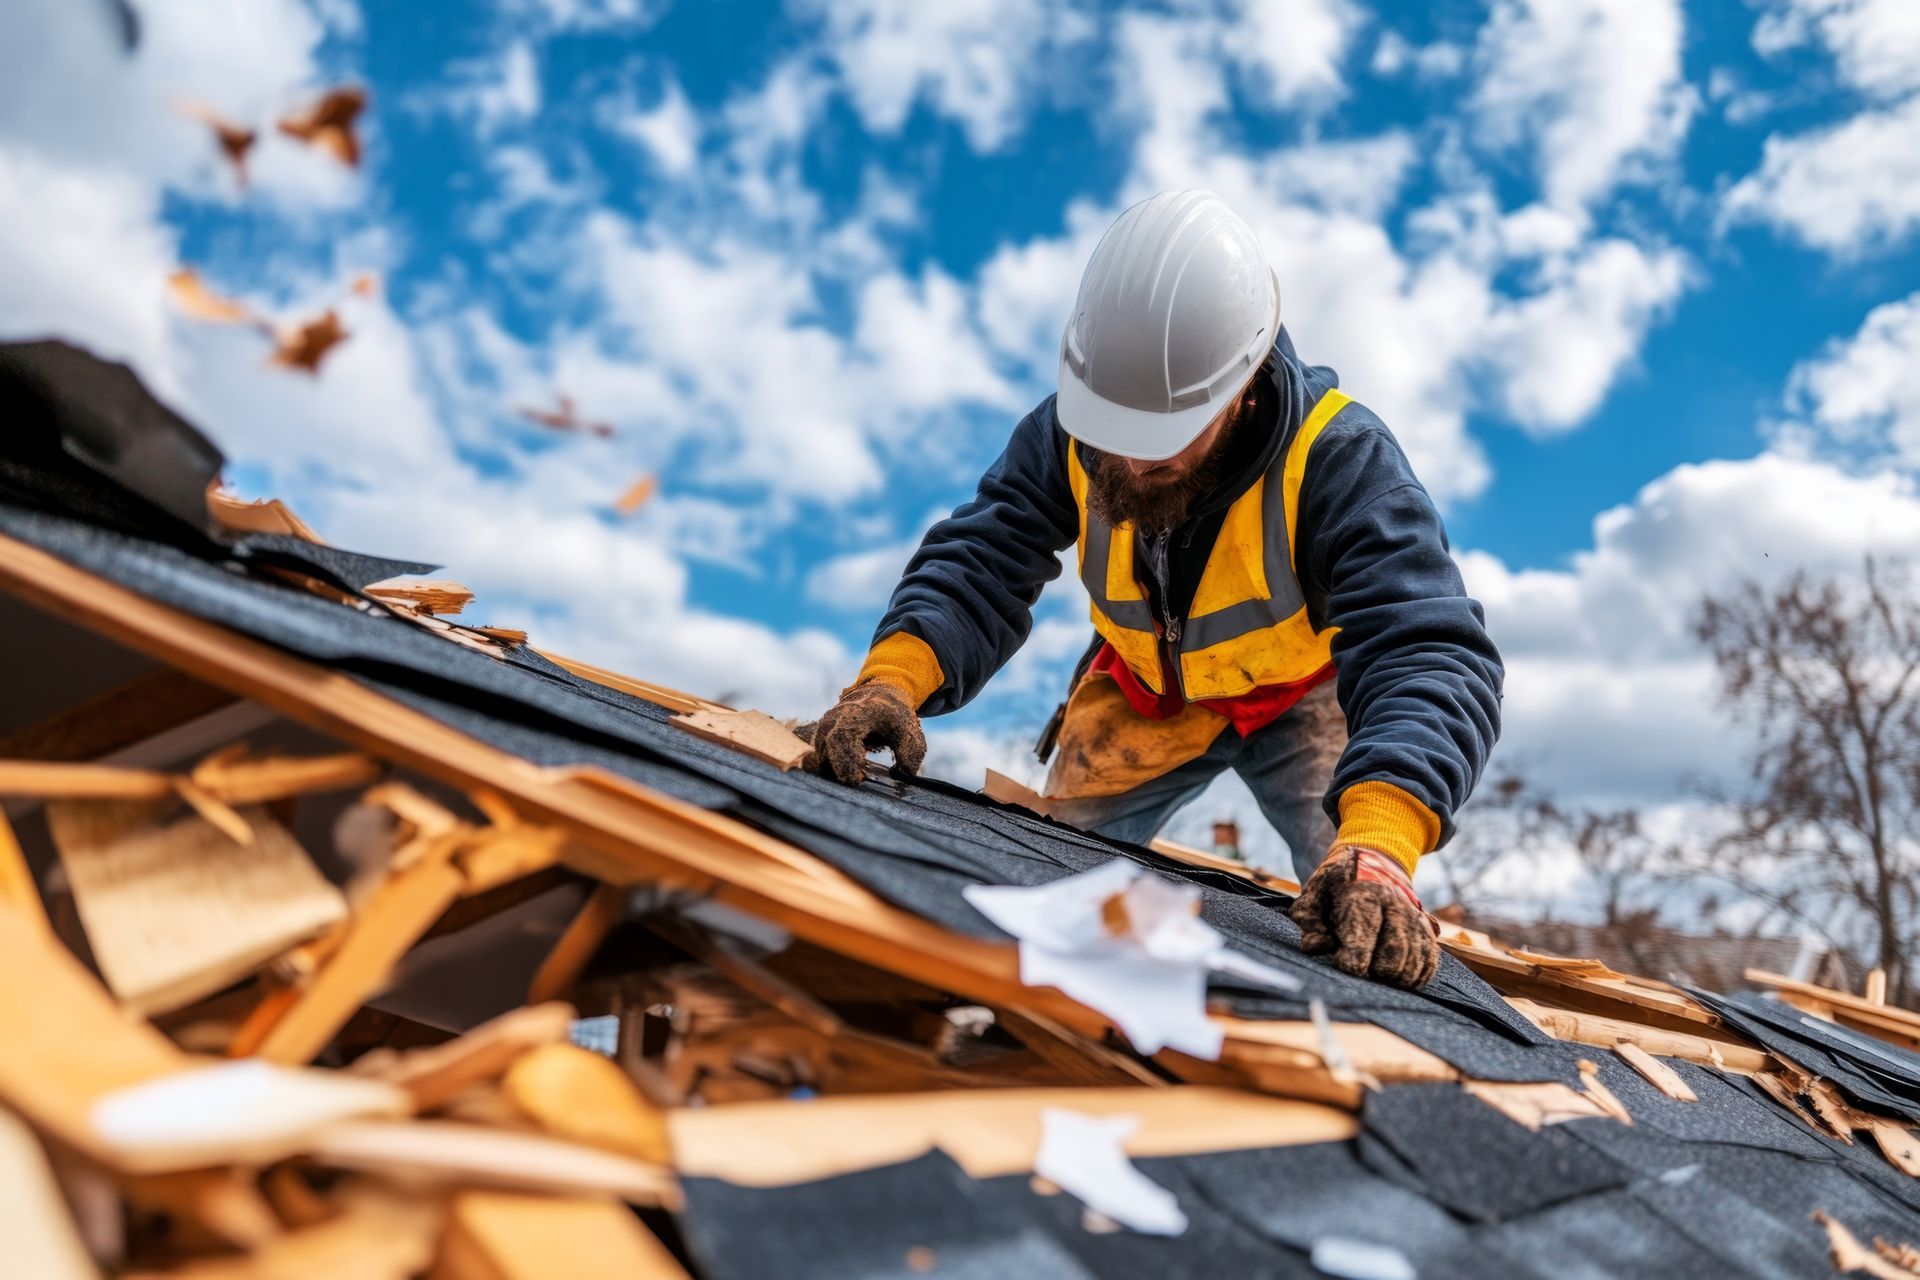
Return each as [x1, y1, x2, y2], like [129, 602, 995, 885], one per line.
[1694, 555, 1920, 1004]
[1565, 809, 1664, 972]
[1425, 771, 1561, 914]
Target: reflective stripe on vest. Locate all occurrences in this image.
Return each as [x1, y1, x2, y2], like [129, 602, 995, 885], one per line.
[1066, 387, 1353, 700]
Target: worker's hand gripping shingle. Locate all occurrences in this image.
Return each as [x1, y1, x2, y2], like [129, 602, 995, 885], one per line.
[1290, 845, 1440, 988]
[803, 681, 927, 786]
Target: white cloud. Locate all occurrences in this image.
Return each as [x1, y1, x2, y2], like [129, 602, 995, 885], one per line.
[1784, 290, 1920, 464]
[1372, 31, 1467, 81]
[0, 148, 176, 376]
[1722, 96, 1920, 254]
[503, 0, 665, 34]
[1225, 0, 1365, 109]
[1481, 237, 1693, 433]
[1461, 454, 1920, 806]
[795, 0, 1093, 152]
[806, 533, 924, 611]
[421, 38, 541, 135]
[1470, 0, 1696, 209]
[605, 78, 699, 175]
[1753, 0, 1920, 100]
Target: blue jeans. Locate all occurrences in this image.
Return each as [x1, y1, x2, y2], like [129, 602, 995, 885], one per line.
[1047, 680, 1348, 884]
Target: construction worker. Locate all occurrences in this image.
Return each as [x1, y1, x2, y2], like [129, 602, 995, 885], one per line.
[806, 190, 1502, 990]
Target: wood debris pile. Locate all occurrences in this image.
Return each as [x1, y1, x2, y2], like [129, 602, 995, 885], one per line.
[6, 343, 1920, 1275]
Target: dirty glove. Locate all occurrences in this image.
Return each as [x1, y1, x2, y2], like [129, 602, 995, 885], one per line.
[1290, 845, 1440, 989]
[803, 681, 927, 786]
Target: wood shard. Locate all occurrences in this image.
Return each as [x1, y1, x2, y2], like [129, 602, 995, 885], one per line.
[1614, 1042, 1698, 1102]
[613, 474, 656, 516]
[1814, 1209, 1920, 1280]
[352, 1002, 576, 1113]
[670, 709, 811, 772]
[301, 1120, 678, 1207]
[47, 799, 346, 1016]
[367, 579, 476, 617]
[1465, 1079, 1618, 1131]
[438, 1192, 690, 1280]
[500, 1042, 672, 1164]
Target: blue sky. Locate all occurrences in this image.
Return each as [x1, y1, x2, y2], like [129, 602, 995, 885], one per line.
[8, 0, 1920, 876]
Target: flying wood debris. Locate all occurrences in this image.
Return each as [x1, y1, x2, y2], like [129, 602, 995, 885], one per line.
[8, 339, 1920, 1275]
[176, 99, 257, 187]
[166, 270, 357, 375]
[519, 393, 617, 439]
[615, 473, 656, 516]
[277, 85, 367, 168]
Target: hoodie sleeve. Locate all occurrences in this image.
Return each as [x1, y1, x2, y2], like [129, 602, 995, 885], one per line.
[864, 397, 1080, 715]
[1295, 403, 1504, 867]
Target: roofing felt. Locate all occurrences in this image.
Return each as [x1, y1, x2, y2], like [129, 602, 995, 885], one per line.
[11, 340, 1920, 1277]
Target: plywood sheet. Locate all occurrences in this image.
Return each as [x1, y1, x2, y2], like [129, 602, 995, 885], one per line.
[47, 799, 346, 1015]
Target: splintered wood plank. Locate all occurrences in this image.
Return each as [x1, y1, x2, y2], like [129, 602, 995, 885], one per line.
[207, 484, 324, 543]
[528, 882, 626, 1003]
[0, 761, 173, 799]
[0, 667, 237, 762]
[366, 579, 475, 617]
[1149, 837, 1299, 894]
[455, 824, 569, 895]
[500, 1043, 671, 1164]
[47, 799, 346, 1016]
[351, 1003, 576, 1112]
[669, 1087, 1357, 1187]
[302, 1121, 677, 1206]
[983, 768, 1056, 816]
[0, 809, 50, 933]
[530, 651, 727, 715]
[668, 709, 810, 772]
[1465, 1079, 1620, 1130]
[1813, 1210, 1919, 1280]
[0, 1106, 98, 1280]
[1865, 1117, 1920, 1177]
[255, 848, 465, 1064]
[435, 1192, 689, 1280]
[1504, 998, 1769, 1074]
[0, 923, 186, 1160]
[1615, 1041, 1699, 1102]
[189, 749, 381, 807]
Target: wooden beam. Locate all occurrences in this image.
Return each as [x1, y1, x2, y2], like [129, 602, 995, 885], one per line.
[531, 650, 727, 715]
[1505, 997, 1768, 1074]
[528, 882, 626, 1004]
[668, 1086, 1356, 1187]
[255, 845, 465, 1064]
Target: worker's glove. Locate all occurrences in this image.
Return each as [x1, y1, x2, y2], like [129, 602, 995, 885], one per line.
[1290, 845, 1440, 989]
[801, 681, 927, 786]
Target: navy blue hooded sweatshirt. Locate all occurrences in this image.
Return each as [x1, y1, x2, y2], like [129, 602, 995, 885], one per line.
[868, 329, 1502, 849]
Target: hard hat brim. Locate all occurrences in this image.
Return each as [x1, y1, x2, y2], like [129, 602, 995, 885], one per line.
[1055, 358, 1260, 461]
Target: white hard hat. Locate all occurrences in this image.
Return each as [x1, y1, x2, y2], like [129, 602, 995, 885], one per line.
[1056, 190, 1282, 460]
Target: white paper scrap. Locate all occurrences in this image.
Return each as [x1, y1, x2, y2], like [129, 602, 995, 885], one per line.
[1034, 1108, 1188, 1237]
[1310, 1237, 1417, 1280]
[92, 1059, 409, 1169]
[962, 860, 1300, 1058]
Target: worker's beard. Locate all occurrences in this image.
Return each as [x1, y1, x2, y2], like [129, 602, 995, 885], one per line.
[1085, 416, 1238, 535]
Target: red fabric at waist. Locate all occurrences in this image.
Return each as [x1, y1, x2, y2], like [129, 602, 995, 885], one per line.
[1089, 641, 1335, 737]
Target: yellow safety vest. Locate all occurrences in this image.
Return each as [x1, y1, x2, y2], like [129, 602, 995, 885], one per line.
[1065, 388, 1353, 702]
